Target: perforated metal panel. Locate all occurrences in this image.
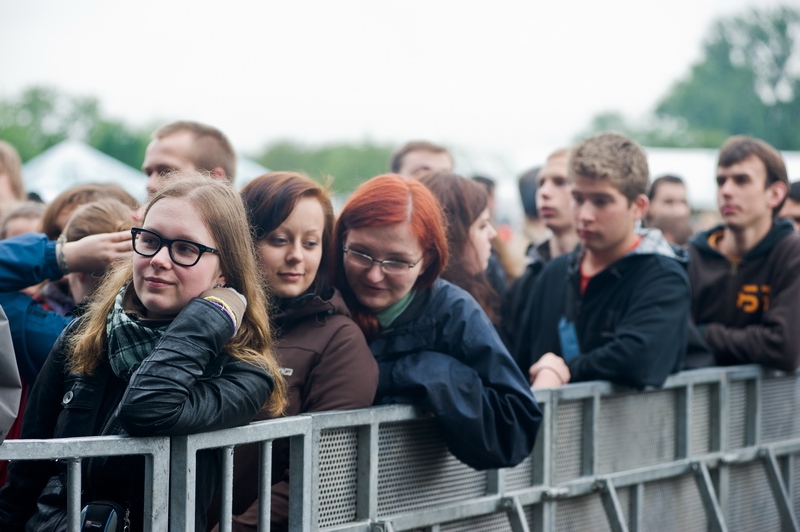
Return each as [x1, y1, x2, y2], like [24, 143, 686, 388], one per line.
[641, 475, 708, 531]
[727, 462, 781, 532]
[596, 391, 677, 474]
[793, 454, 800, 523]
[554, 400, 584, 483]
[690, 384, 712, 455]
[377, 419, 488, 516]
[504, 454, 535, 491]
[727, 381, 748, 450]
[761, 376, 800, 443]
[555, 494, 612, 532]
[317, 427, 360, 527]
[440, 511, 512, 531]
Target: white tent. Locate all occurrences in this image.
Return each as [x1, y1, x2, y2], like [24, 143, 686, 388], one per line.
[22, 140, 271, 204]
[22, 140, 148, 203]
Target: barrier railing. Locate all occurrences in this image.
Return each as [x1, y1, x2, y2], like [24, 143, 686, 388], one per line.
[2, 365, 799, 531]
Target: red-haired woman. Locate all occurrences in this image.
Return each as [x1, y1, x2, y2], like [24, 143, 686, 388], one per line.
[333, 174, 541, 470]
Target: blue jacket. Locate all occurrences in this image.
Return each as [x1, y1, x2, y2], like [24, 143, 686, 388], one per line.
[0, 234, 71, 384]
[527, 229, 689, 389]
[370, 279, 542, 470]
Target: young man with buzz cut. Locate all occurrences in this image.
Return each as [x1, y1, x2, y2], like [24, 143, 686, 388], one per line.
[687, 136, 800, 372]
[524, 132, 689, 389]
[504, 148, 578, 368]
[390, 140, 453, 178]
[141, 120, 237, 200]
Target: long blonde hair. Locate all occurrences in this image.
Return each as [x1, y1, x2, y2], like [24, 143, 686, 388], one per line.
[67, 177, 287, 416]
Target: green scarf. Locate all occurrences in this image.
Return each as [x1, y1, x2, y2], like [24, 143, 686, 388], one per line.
[106, 284, 170, 381]
[377, 290, 416, 328]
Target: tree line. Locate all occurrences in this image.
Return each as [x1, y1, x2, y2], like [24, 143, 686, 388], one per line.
[1, 4, 798, 192]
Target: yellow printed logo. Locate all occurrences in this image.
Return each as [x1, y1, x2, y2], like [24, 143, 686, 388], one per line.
[737, 285, 771, 313]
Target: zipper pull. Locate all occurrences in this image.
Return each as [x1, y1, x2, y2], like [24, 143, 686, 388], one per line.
[123, 508, 131, 532]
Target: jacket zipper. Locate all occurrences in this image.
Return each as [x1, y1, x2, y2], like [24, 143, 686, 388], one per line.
[726, 261, 739, 324]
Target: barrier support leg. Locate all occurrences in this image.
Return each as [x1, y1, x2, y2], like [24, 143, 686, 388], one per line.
[503, 495, 531, 532]
[692, 462, 728, 532]
[596, 478, 629, 532]
[761, 448, 800, 532]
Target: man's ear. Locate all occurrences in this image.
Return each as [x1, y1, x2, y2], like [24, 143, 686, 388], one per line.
[632, 194, 649, 220]
[209, 168, 227, 181]
[767, 181, 788, 210]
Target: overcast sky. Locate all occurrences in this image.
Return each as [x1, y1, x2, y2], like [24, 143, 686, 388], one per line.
[1, 0, 791, 177]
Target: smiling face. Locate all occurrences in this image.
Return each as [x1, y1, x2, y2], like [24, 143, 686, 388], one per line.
[257, 197, 325, 299]
[465, 207, 496, 275]
[343, 222, 426, 313]
[572, 177, 645, 260]
[133, 196, 225, 319]
[717, 154, 785, 233]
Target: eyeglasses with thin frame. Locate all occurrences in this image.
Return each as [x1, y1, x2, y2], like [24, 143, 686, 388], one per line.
[343, 247, 423, 275]
[131, 227, 220, 267]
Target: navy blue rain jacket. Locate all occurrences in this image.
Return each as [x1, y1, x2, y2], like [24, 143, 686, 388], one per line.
[370, 279, 542, 470]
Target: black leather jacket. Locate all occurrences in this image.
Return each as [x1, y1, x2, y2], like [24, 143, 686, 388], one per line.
[0, 297, 275, 531]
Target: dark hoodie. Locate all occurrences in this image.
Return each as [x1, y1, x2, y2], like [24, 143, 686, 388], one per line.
[688, 218, 800, 372]
[527, 229, 689, 389]
[219, 288, 377, 532]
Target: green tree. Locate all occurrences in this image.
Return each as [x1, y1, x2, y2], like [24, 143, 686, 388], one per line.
[0, 86, 150, 167]
[580, 5, 800, 150]
[253, 140, 394, 193]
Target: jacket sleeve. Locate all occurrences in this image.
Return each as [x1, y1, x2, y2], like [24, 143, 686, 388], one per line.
[0, 234, 61, 291]
[378, 291, 542, 471]
[117, 298, 275, 436]
[702, 241, 800, 372]
[0, 329, 71, 530]
[566, 259, 689, 389]
[0, 291, 73, 384]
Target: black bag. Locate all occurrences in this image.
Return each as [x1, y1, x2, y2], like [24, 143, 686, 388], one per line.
[80, 500, 129, 532]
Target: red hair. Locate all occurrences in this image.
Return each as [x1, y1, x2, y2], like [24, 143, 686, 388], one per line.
[333, 174, 449, 339]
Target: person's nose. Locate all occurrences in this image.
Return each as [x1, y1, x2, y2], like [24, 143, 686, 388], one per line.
[286, 241, 302, 264]
[150, 244, 172, 269]
[364, 261, 385, 283]
[488, 223, 498, 240]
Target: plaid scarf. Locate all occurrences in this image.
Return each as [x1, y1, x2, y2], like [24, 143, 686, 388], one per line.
[106, 284, 169, 381]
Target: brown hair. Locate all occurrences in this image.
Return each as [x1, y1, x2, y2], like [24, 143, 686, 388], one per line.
[68, 176, 286, 416]
[153, 121, 237, 182]
[240, 171, 334, 296]
[390, 140, 451, 174]
[0, 201, 45, 240]
[718, 135, 788, 215]
[41, 183, 139, 240]
[0, 141, 25, 203]
[333, 174, 449, 339]
[418, 171, 498, 321]
[570, 132, 649, 203]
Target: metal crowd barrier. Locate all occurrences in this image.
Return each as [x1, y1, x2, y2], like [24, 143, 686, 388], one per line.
[2, 365, 800, 531]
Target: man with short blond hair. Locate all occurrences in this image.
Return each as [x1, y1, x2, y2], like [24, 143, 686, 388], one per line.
[142, 121, 236, 199]
[688, 136, 800, 372]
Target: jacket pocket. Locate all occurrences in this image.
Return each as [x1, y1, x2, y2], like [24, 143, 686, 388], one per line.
[53, 376, 102, 438]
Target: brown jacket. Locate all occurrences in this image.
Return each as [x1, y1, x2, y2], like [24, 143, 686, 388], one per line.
[211, 288, 377, 531]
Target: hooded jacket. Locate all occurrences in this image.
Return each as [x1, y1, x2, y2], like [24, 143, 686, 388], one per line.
[688, 218, 800, 372]
[527, 229, 689, 389]
[371, 278, 542, 471]
[222, 288, 377, 532]
[502, 239, 553, 370]
[0, 297, 275, 531]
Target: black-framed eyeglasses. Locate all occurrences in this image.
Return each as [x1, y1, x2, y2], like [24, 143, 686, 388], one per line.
[131, 228, 220, 267]
[343, 247, 422, 275]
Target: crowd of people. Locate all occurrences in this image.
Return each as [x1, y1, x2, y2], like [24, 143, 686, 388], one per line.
[0, 119, 797, 531]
